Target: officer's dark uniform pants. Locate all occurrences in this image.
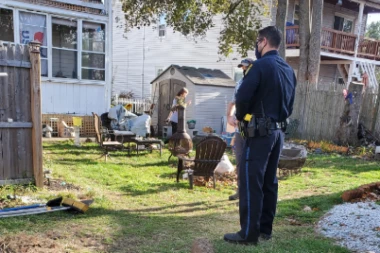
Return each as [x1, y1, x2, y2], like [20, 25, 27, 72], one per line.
[238, 129, 284, 241]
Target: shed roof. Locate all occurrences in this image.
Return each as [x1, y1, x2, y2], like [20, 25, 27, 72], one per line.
[151, 65, 236, 87]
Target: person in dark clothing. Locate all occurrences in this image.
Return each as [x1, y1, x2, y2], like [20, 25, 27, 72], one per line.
[224, 26, 297, 245]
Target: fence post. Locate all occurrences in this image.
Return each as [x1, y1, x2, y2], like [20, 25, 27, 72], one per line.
[29, 41, 43, 187]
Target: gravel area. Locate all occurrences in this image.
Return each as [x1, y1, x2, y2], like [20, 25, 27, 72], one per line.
[316, 202, 380, 253]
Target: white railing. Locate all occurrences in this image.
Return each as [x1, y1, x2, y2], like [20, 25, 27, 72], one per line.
[113, 97, 152, 114]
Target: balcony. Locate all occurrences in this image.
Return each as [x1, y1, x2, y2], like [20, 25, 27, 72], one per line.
[286, 26, 380, 61]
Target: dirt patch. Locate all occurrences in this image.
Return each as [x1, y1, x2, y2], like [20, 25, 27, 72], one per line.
[44, 178, 81, 191]
[192, 173, 237, 188]
[341, 182, 380, 202]
[0, 233, 65, 253]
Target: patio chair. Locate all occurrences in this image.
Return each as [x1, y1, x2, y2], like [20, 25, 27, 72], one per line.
[92, 112, 123, 162]
[177, 136, 226, 189]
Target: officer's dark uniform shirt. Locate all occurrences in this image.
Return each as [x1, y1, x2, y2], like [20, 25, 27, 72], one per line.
[235, 50, 296, 122]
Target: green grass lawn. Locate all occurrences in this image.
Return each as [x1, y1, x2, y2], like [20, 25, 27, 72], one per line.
[0, 140, 379, 253]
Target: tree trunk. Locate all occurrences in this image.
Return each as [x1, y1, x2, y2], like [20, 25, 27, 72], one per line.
[297, 0, 310, 83]
[307, 0, 323, 86]
[276, 0, 288, 59]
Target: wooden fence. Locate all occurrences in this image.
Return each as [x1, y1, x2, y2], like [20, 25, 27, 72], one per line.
[0, 42, 43, 187]
[42, 114, 95, 137]
[289, 82, 380, 143]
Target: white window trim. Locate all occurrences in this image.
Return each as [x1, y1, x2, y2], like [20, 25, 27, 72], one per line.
[334, 12, 355, 22]
[1, 6, 107, 84]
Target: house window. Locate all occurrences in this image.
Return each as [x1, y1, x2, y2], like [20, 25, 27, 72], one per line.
[234, 68, 243, 82]
[52, 18, 78, 79]
[158, 14, 166, 37]
[293, 4, 300, 25]
[0, 8, 14, 42]
[334, 15, 353, 33]
[19, 12, 48, 76]
[82, 22, 106, 81]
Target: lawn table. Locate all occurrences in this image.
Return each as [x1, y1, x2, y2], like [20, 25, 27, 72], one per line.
[133, 138, 163, 156]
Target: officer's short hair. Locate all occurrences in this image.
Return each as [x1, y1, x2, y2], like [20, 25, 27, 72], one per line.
[258, 26, 282, 48]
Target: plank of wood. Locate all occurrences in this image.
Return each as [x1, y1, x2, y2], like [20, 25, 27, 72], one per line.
[0, 59, 31, 68]
[29, 43, 43, 187]
[0, 122, 32, 128]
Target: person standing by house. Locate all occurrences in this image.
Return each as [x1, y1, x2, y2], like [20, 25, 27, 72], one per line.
[224, 26, 296, 245]
[165, 88, 191, 134]
[227, 57, 254, 201]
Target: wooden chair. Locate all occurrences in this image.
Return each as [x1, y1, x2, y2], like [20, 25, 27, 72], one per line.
[177, 136, 227, 189]
[92, 112, 123, 162]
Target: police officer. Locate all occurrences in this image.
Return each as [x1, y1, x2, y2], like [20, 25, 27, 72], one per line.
[227, 57, 254, 201]
[224, 26, 296, 245]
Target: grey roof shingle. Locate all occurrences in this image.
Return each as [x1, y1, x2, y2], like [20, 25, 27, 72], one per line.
[151, 65, 236, 87]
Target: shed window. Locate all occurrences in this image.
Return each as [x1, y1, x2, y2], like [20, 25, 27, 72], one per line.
[52, 18, 78, 78]
[0, 8, 14, 42]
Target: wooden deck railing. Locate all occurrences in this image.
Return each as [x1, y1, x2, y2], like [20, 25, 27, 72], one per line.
[285, 26, 380, 61]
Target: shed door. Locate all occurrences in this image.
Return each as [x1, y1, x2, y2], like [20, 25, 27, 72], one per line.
[158, 79, 186, 135]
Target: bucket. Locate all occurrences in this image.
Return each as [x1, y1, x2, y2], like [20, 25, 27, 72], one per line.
[187, 122, 196, 129]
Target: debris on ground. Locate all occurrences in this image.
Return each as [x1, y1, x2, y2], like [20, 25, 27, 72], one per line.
[191, 238, 214, 253]
[44, 178, 81, 191]
[341, 182, 380, 202]
[0, 233, 65, 253]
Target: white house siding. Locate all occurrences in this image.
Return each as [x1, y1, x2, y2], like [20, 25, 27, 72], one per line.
[112, 0, 273, 99]
[41, 82, 106, 115]
[285, 1, 367, 37]
[323, 3, 367, 36]
[194, 86, 234, 134]
[287, 57, 340, 89]
[2, 0, 112, 115]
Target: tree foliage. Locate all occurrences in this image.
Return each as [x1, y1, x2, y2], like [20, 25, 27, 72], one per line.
[366, 21, 380, 40]
[121, 0, 269, 56]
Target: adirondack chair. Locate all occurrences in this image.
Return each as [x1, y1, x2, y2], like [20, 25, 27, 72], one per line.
[92, 112, 123, 162]
[177, 136, 227, 189]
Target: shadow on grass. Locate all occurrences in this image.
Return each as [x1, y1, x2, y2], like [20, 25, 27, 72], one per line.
[303, 154, 380, 175]
[0, 192, 350, 253]
[118, 181, 189, 196]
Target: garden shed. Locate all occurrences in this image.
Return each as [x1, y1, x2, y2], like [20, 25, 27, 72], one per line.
[151, 65, 235, 136]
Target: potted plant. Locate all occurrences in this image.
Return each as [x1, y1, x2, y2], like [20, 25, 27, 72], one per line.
[187, 120, 196, 129]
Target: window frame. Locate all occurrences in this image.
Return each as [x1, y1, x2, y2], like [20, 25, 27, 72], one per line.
[0, 7, 16, 43]
[18, 10, 49, 76]
[334, 13, 355, 33]
[81, 21, 106, 81]
[3, 7, 107, 84]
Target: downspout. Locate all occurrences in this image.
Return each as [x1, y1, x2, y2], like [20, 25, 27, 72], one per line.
[106, 0, 113, 112]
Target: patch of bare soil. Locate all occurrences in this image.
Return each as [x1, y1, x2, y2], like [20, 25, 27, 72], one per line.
[44, 178, 81, 191]
[341, 182, 380, 202]
[193, 173, 237, 188]
[0, 233, 65, 253]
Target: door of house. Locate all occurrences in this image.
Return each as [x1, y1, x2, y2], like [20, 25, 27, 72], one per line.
[158, 79, 186, 136]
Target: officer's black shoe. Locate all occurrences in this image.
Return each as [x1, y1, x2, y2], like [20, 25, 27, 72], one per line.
[223, 233, 258, 245]
[260, 233, 272, 241]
